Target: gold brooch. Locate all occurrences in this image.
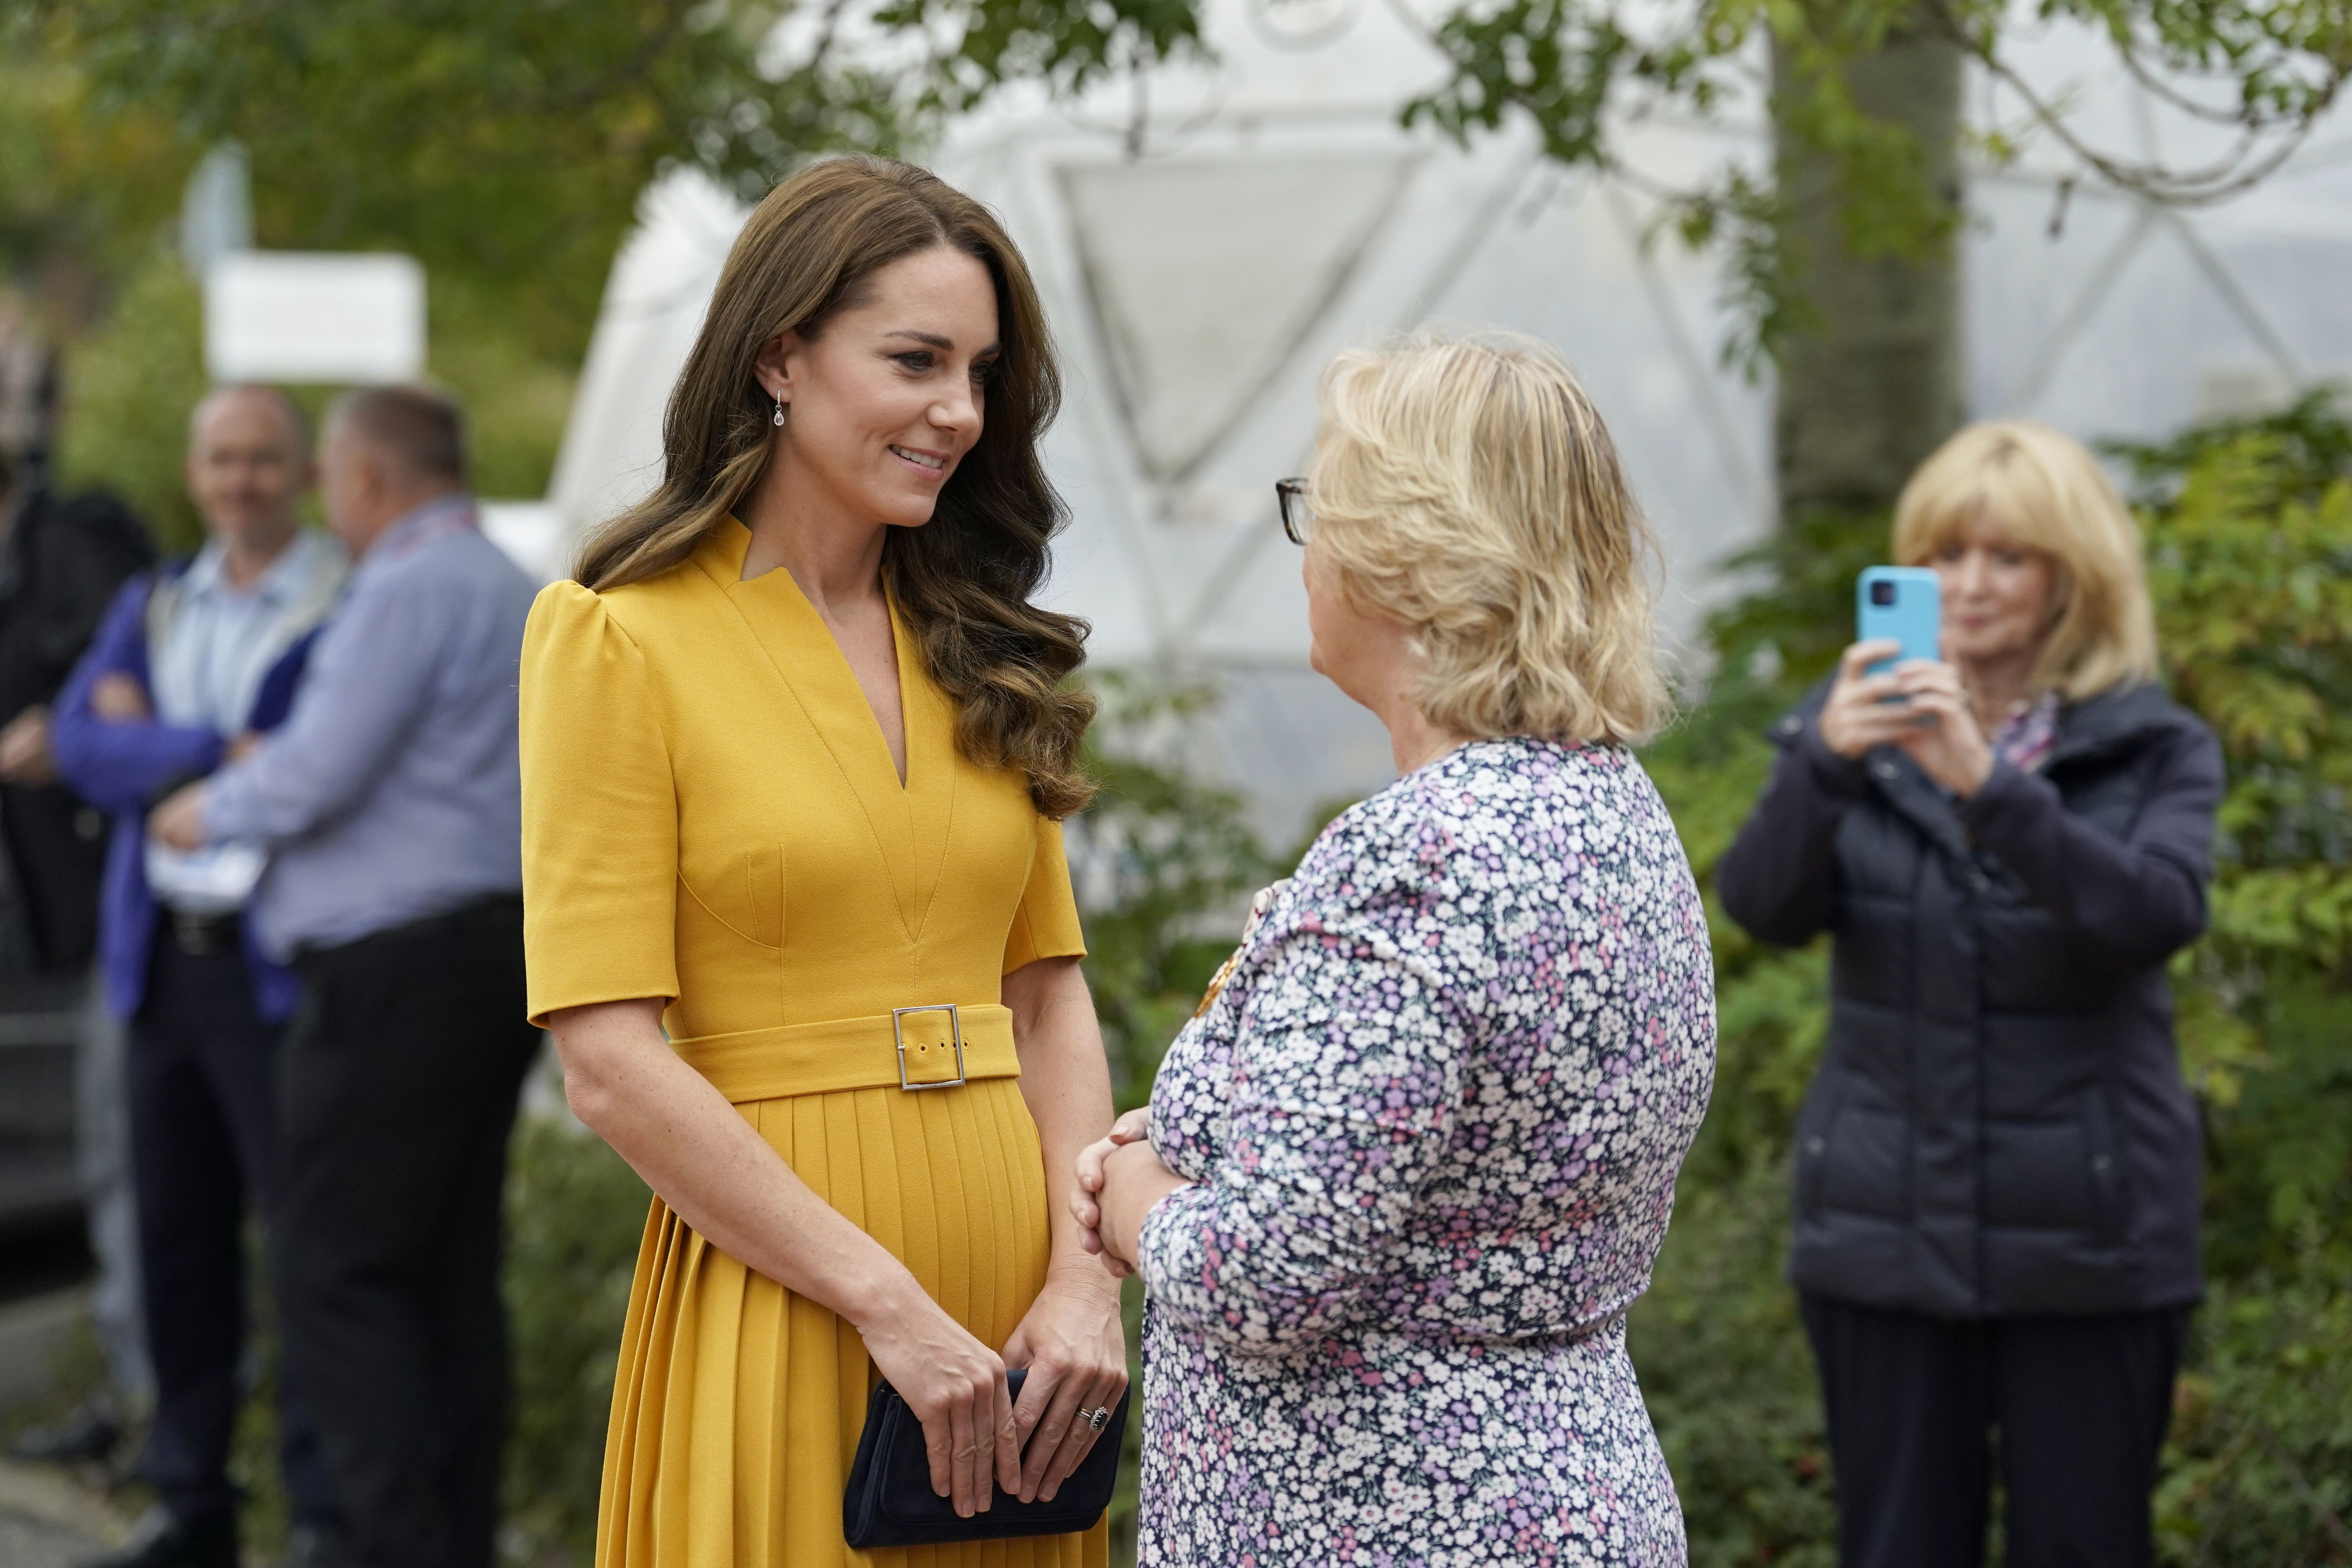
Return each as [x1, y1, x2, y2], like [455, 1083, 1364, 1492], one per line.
[1191, 880, 1288, 1019]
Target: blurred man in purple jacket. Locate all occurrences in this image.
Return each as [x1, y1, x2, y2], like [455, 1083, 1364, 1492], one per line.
[53, 385, 347, 1568]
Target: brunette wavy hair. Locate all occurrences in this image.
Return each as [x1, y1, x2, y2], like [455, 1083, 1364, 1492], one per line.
[575, 156, 1095, 815]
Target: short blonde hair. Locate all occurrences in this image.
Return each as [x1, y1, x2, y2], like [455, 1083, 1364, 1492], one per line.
[1307, 333, 1669, 746]
[1893, 420, 2158, 702]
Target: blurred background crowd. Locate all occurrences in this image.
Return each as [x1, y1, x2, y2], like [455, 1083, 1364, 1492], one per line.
[0, 0, 2347, 1563]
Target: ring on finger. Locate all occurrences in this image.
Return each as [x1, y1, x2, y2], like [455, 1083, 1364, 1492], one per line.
[1085, 1406, 1111, 1433]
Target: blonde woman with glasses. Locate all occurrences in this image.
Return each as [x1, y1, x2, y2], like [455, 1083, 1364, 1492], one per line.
[1074, 334, 1719, 1565]
[1717, 422, 2222, 1568]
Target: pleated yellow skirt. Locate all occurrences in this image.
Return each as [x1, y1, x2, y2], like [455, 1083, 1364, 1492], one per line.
[594, 1078, 1109, 1568]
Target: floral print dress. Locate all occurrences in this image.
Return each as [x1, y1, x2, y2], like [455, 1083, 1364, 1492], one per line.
[1134, 738, 1718, 1566]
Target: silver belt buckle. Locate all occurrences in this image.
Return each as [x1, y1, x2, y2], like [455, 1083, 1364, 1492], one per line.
[892, 1004, 965, 1091]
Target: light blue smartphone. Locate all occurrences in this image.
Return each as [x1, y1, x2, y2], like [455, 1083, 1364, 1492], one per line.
[1857, 566, 1941, 677]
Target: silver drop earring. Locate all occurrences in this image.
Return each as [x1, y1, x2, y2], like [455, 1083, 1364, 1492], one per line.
[771, 392, 786, 428]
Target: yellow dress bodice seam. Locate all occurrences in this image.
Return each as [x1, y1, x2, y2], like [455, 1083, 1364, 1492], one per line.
[688, 521, 964, 948]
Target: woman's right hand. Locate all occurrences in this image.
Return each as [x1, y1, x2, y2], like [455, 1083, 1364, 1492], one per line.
[1817, 639, 1921, 759]
[855, 1280, 1019, 1518]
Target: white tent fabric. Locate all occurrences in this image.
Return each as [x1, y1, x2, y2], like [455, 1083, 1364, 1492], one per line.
[538, 0, 2352, 839]
[545, 172, 753, 541]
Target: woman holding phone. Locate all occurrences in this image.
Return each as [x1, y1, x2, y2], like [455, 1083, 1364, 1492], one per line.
[1716, 420, 2222, 1568]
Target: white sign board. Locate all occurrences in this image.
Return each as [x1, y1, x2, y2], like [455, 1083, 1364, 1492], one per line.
[204, 252, 425, 384]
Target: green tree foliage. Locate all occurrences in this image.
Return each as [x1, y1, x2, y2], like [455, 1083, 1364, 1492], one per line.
[1407, 0, 2351, 358]
[1622, 516, 1859, 1562]
[0, 0, 1192, 537]
[2108, 397, 2352, 1270]
[2114, 400, 2352, 1562]
[2, 0, 909, 519]
[47, 255, 211, 549]
[1066, 675, 1284, 1111]
[2123, 406, 2352, 989]
[1056, 677, 1283, 1557]
[2158, 1251, 2352, 1561]
[11, 0, 903, 357]
[875, 0, 1207, 120]
[1629, 1158, 1838, 1567]
[0, 44, 185, 298]
[1635, 508, 1877, 1192]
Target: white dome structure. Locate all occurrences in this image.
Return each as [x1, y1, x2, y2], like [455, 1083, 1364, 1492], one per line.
[528, 0, 2352, 840]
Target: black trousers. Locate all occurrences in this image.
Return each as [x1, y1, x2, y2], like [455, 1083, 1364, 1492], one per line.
[127, 931, 339, 1527]
[1801, 1291, 2191, 1568]
[274, 897, 539, 1568]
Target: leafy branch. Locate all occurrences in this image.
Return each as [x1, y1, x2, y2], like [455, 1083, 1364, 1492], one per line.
[1390, 0, 2352, 355]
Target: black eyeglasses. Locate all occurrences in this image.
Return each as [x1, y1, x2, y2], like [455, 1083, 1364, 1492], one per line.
[1274, 477, 1312, 545]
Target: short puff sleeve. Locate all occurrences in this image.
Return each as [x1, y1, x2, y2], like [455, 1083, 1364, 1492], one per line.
[1002, 815, 1087, 973]
[519, 582, 680, 1024]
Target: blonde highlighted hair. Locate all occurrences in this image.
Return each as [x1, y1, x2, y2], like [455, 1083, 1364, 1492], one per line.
[1308, 332, 1669, 746]
[1892, 420, 2158, 702]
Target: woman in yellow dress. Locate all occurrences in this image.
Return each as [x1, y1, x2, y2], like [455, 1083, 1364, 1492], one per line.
[517, 157, 1126, 1567]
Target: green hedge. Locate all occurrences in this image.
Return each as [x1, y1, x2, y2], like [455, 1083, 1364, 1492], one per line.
[501, 1115, 652, 1564]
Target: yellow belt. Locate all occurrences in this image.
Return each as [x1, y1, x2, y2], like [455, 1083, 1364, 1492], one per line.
[669, 1003, 1018, 1104]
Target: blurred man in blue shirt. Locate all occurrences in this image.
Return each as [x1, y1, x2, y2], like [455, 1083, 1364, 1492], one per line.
[53, 385, 344, 1568]
[151, 385, 539, 1568]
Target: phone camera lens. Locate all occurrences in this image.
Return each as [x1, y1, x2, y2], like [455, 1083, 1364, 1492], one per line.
[1869, 581, 1898, 607]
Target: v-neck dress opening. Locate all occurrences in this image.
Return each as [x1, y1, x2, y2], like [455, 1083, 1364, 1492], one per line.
[715, 518, 919, 794]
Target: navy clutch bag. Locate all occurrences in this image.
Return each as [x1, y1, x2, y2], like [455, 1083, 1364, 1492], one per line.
[842, 1368, 1132, 1548]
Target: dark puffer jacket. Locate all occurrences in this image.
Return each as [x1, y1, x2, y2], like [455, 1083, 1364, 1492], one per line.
[1717, 680, 2223, 1318]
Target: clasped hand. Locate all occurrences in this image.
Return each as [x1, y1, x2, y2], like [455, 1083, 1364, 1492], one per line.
[1070, 1107, 1193, 1281]
[859, 1268, 1127, 1518]
[1816, 639, 1994, 798]
[112, 664, 262, 852]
